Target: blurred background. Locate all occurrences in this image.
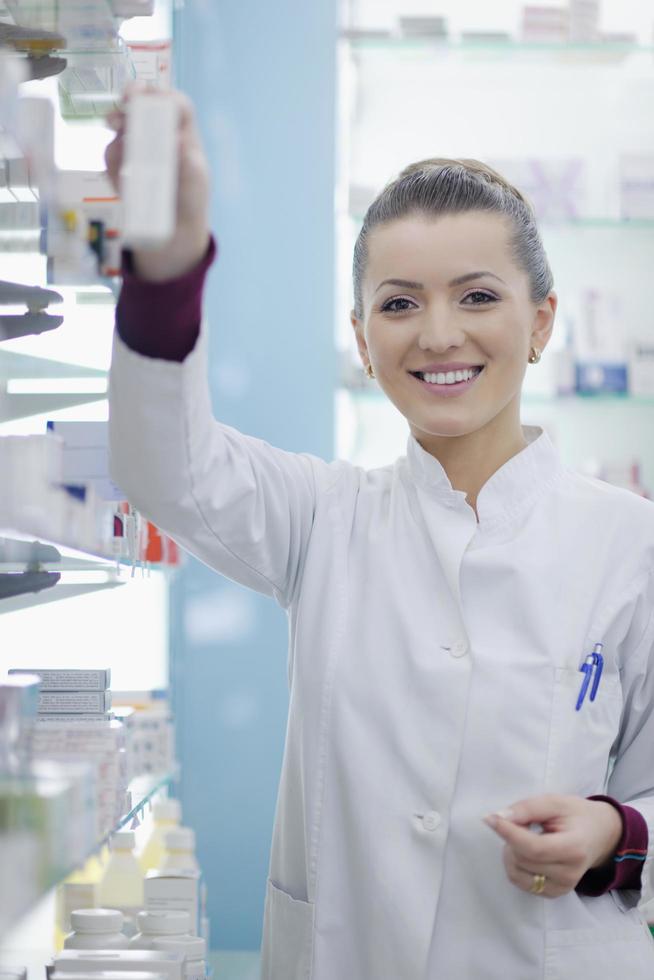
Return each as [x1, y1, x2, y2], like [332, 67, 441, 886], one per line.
[1, 0, 653, 976]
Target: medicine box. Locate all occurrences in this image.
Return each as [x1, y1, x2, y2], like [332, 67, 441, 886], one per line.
[51, 949, 185, 980]
[145, 871, 200, 936]
[9, 668, 111, 691]
[52, 973, 163, 980]
[38, 691, 112, 714]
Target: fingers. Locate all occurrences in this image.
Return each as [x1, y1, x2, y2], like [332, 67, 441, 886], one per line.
[104, 131, 123, 193]
[107, 85, 198, 135]
[103, 87, 201, 195]
[485, 813, 577, 863]
[503, 847, 582, 899]
[496, 794, 571, 827]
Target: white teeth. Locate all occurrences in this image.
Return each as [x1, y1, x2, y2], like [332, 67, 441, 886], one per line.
[418, 367, 480, 385]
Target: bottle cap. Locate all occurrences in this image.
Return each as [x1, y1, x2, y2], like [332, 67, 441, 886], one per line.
[151, 936, 206, 958]
[164, 827, 195, 851]
[152, 799, 182, 822]
[111, 830, 136, 849]
[137, 910, 191, 935]
[70, 908, 124, 932]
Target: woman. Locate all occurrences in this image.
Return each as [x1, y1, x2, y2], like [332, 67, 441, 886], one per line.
[106, 91, 654, 978]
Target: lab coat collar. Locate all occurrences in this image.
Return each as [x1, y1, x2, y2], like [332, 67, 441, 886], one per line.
[406, 424, 566, 528]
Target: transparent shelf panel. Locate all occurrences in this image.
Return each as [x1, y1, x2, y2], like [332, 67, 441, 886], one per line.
[0, 770, 176, 939]
[341, 34, 654, 60]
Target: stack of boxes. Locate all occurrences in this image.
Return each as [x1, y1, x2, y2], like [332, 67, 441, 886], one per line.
[9, 668, 129, 841]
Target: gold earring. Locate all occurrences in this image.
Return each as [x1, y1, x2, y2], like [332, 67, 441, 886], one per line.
[365, 364, 375, 379]
[528, 347, 541, 364]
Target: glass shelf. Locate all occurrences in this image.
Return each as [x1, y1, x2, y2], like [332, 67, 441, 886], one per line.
[340, 34, 654, 60]
[0, 579, 124, 615]
[114, 771, 177, 837]
[0, 770, 176, 938]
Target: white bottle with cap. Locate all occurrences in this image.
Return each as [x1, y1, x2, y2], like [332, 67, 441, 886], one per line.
[129, 910, 191, 949]
[152, 936, 206, 980]
[63, 909, 129, 949]
[139, 799, 182, 874]
[98, 831, 144, 935]
[160, 828, 199, 874]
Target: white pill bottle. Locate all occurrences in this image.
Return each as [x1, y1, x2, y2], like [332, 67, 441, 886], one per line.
[64, 909, 129, 949]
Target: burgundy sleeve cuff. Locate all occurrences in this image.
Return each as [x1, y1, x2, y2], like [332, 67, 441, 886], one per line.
[115, 234, 217, 361]
[575, 794, 648, 896]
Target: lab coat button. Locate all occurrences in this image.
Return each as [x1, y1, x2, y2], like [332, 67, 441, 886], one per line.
[450, 641, 468, 658]
[422, 811, 441, 831]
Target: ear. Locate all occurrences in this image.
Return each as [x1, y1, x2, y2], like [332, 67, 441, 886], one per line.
[350, 309, 370, 368]
[531, 291, 557, 354]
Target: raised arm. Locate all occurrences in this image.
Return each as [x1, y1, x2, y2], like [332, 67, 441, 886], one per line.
[106, 89, 344, 607]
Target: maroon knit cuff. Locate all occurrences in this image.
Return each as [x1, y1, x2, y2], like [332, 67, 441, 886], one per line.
[115, 234, 217, 361]
[575, 795, 648, 896]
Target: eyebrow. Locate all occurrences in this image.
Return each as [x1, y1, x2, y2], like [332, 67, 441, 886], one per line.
[374, 271, 506, 294]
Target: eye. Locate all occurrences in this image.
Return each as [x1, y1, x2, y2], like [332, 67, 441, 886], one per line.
[379, 296, 417, 314]
[462, 290, 497, 305]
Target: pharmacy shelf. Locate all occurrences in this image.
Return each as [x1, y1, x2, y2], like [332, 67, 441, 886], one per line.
[0, 348, 106, 382]
[340, 34, 653, 60]
[1, 391, 107, 423]
[0, 314, 63, 343]
[0, 538, 128, 615]
[58, 44, 136, 119]
[114, 772, 178, 837]
[0, 579, 124, 615]
[0, 347, 108, 422]
[0, 493, 120, 565]
[1, 771, 176, 940]
[0, 531, 178, 621]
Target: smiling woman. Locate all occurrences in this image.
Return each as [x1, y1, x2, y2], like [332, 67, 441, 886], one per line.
[107, 96, 654, 980]
[349, 158, 558, 507]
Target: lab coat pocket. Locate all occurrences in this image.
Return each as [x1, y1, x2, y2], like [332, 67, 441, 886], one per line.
[544, 924, 654, 980]
[544, 666, 622, 796]
[261, 878, 315, 980]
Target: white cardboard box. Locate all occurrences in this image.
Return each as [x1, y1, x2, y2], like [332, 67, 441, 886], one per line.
[145, 871, 200, 936]
[51, 950, 185, 980]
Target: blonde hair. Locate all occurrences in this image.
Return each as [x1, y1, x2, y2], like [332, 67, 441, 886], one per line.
[352, 157, 553, 320]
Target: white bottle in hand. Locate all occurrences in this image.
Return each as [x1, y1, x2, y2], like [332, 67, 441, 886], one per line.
[121, 92, 180, 251]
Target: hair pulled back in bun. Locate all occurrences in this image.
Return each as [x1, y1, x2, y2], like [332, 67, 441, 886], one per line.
[352, 157, 552, 321]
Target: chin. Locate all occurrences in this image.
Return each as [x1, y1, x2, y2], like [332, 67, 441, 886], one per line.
[405, 403, 476, 436]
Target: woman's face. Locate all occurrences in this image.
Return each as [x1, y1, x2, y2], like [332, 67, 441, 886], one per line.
[351, 211, 557, 445]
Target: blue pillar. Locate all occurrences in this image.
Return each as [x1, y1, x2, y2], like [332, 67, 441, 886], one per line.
[170, 0, 337, 951]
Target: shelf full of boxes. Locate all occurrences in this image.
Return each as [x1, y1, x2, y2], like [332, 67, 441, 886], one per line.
[336, 0, 654, 495]
[0, 3, 208, 980]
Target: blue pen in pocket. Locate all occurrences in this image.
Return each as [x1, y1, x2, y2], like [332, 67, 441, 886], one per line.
[576, 642, 604, 711]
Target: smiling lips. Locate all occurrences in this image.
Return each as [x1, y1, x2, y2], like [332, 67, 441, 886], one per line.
[410, 365, 485, 397]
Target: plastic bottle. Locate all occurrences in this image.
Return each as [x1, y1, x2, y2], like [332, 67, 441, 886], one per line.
[129, 910, 191, 949]
[53, 847, 109, 951]
[98, 830, 144, 935]
[139, 799, 182, 874]
[63, 908, 129, 949]
[160, 828, 199, 873]
[152, 935, 206, 980]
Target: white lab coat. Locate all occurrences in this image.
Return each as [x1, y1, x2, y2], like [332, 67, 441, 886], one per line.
[108, 318, 654, 980]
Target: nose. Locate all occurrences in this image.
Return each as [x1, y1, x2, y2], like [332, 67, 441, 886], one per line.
[417, 306, 466, 352]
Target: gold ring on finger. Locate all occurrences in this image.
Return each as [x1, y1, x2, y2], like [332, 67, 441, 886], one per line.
[530, 873, 546, 895]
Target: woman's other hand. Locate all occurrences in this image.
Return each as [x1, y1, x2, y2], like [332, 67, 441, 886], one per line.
[482, 794, 623, 898]
[105, 84, 211, 282]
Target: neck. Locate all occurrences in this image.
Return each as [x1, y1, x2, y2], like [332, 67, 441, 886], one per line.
[411, 400, 528, 520]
